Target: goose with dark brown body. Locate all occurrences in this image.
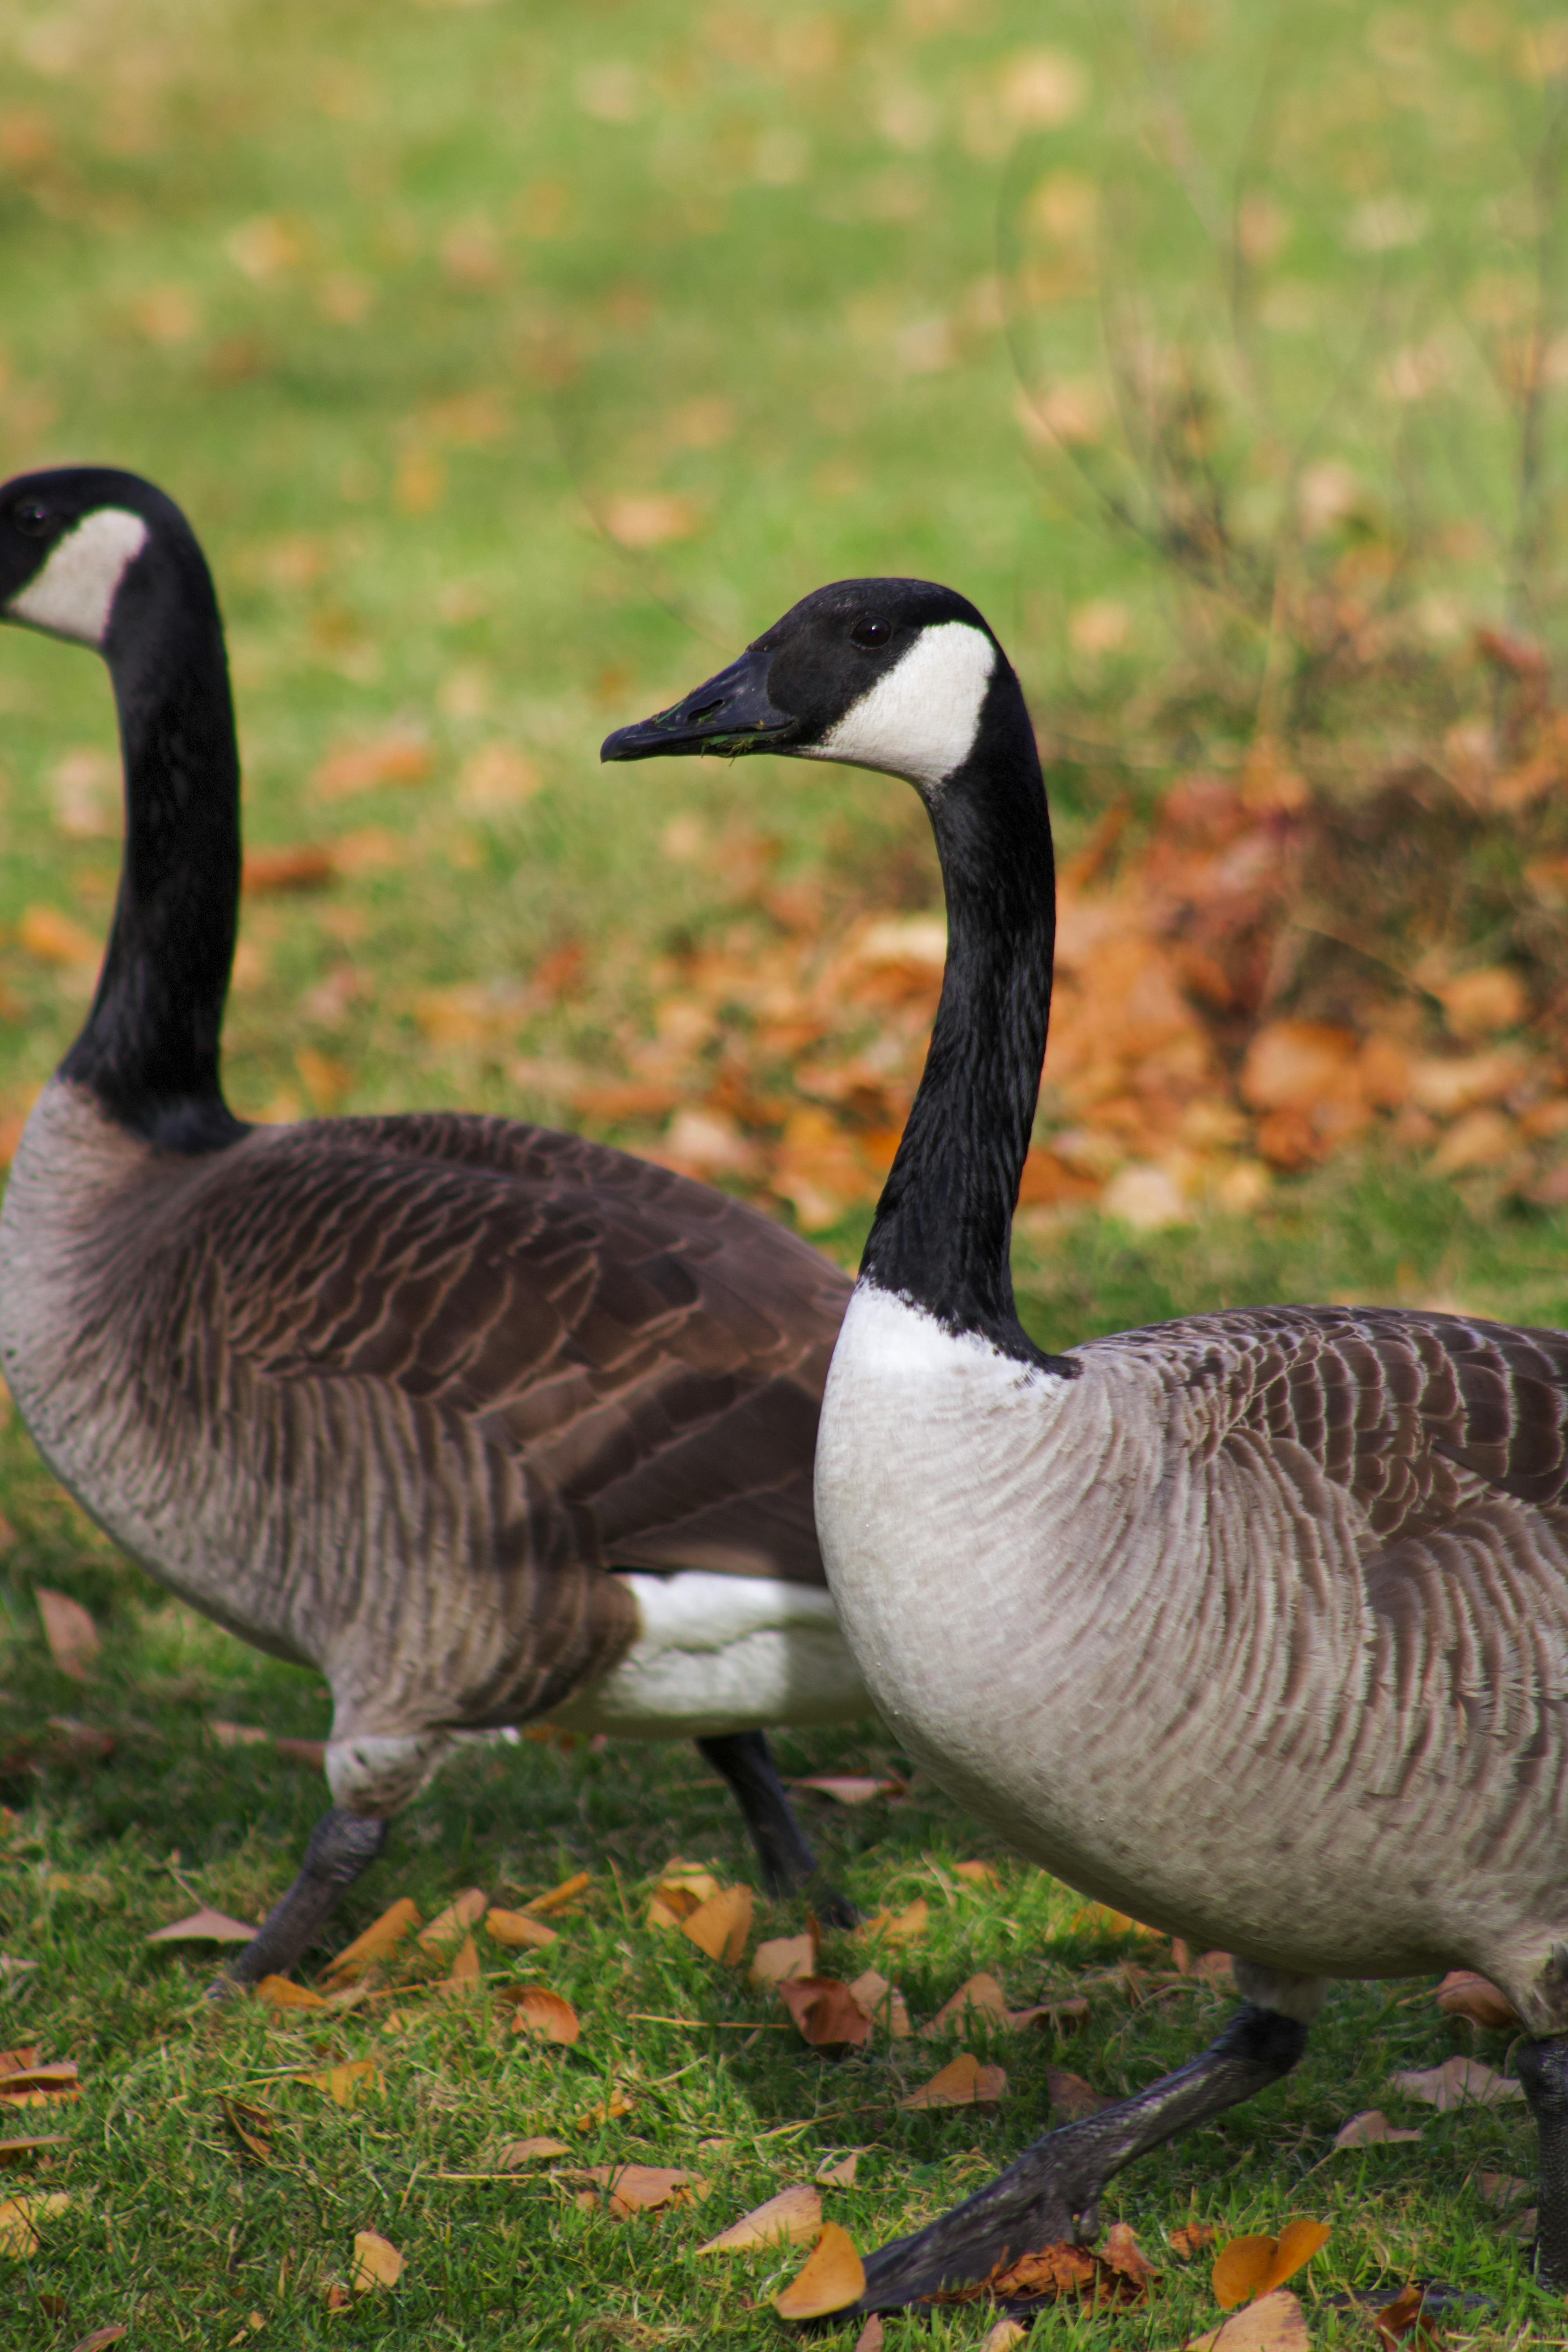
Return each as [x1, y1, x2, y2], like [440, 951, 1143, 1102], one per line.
[0, 468, 866, 1988]
[606, 579, 1568, 2306]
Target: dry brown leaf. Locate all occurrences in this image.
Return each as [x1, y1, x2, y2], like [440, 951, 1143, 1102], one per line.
[0, 2190, 69, 2256]
[1169, 2220, 1218, 2259]
[243, 844, 337, 895]
[0, 2049, 40, 2077]
[1434, 1970, 1520, 2031]
[503, 1986, 580, 2045]
[324, 2282, 352, 2310]
[253, 1975, 327, 2011]
[437, 1933, 482, 1995]
[573, 2090, 632, 2131]
[1212, 2220, 1330, 2309]
[780, 1976, 875, 2053]
[271, 1736, 326, 1769]
[817, 2151, 860, 2187]
[575, 2162, 709, 2217]
[1373, 2284, 1440, 2350]
[484, 1908, 557, 1951]
[1478, 2171, 1533, 2209]
[955, 1860, 1002, 1888]
[350, 2229, 403, 2291]
[298, 2059, 381, 2108]
[35, 1589, 100, 1680]
[219, 2097, 274, 2161]
[848, 1970, 913, 2037]
[0, 2136, 66, 2165]
[1103, 2220, 1160, 2287]
[794, 1774, 905, 1804]
[696, 2181, 822, 2251]
[1190, 2287, 1310, 2352]
[523, 1871, 591, 1917]
[1067, 1903, 1160, 1940]
[900, 2052, 1007, 2111]
[860, 1898, 929, 1945]
[928, 2231, 1151, 2308]
[417, 1888, 487, 1951]
[1008, 1995, 1091, 2034]
[1046, 2065, 1108, 2119]
[603, 493, 702, 550]
[0, 2063, 79, 2103]
[982, 2325, 1028, 2352]
[69, 2328, 129, 2352]
[922, 1972, 1009, 2037]
[147, 1906, 257, 1945]
[320, 1897, 422, 1982]
[1333, 2110, 1421, 2150]
[314, 735, 432, 799]
[774, 2221, 866, 2318]
[19, 907, 100, 967]
[750, 1933, 815, 1989]
[499, 2136, 571, 2166]
[1391, 2055, 1523, 2110]
[682, 1883, 753, 1965]
[855, 2321, 886, 2352]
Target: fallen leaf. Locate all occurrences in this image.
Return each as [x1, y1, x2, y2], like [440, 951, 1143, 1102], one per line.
[982, 2326, 1028, 2352]
[1067, 1903, 1160, 1940]
[320, 1897, 422, 1982]
[816, 2152, 860, 2187]
[1046, 2065, 1108, 2119]
[1008, 1995, 1091, 2033]
[794, 1774, 905, 1804]
[146, 1907, 257, 1944]
[502, 1986, 580, 2045]
[0, 2063, 79, 2102]
[350, 2229, 403, 2291]
[0, 2051, 40, 2076]
[697, 2181, 822, 2251]
[19, 907, 100, 968]
[1170, 2220, 1218, 2259]
[774, 2221, 866, 2318]
[298, 2060, 382, 2108]
[524, 1870, 591, 1917]
[209, 1719, 270, 1748]
[573, 2090, 632, 2130]
[43, 1716, 114, 1764]
[437, 1932, 482, 1995]
[1332, 2110, 1422, 2150]
[0, 2190, 69, 2256]
[1103, 2220, 1160, 2287]
[417, 1887, 486, 1951]
[1390, 2055, 1523, 2110]
[780, 1976, 874, 2053]
[1373, 2283, 1440, 2350]
[923, 1972, 1009, 2037]
[751, 1933, 816, 1989]
[574, 2163, 709, 2217]
[253, 1975, 327, 2010]
[1478, 2171, 1533, 2208]
[271, 1736, 326, 1769]
[682, 1884, 753, 1965]
[927, 2236, 1148, 2307]
[847, 1970, 913, 2037]
[484, 1908, 558, 1951]
[219, 2097, 274, 2161]
[955, 1860, 1002, 1888]
[243, 844, 337, 894]
[0, 2137, 66, 2165]
[860, 1898, 929, 1945]
[499, 2136, 571, 2165]
[35, 1589, 100, 1680]
[1435, 1971, 1520, 2031]
[856, 2321, 886, 2352]
[324, 2281, 352, 2309]
[1190, 2287, 1311, 2352]
[900, 2052, 1007, 2111]
[602, 492, 702, 550]
[314, 734, 432, 799]
[1213, 2220, 1330, 2309]
[69, 2330, 129, 2352]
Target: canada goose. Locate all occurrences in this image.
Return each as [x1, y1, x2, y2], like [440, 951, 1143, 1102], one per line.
[0, 467, 870, 1988]
[605, 577, 1568, 2306]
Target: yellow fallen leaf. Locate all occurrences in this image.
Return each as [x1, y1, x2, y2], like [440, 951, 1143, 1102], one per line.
[19, 907, 100, 967]
[1259, 2219, 1331, 2295]
[0, 2190, 69, 2256]
[848, 1970, 913, 2038]
[955, 1860, 1002, 1888]
[774, 2221, 866, 2319]
[298, 2059, 382, 2108]
[899, 2052, 1007, 2111]
[683, 1884, 753, 1965]
[499, 2136, 571, 2165]
[859, 1898, 928, 1945]
[750, 1933, 815, 1989]
[1213, 2221, 1329, 2309]
[816, 2152, 860, 2188]
[922, 1972, 1009, 2036]
[578, 2162, 709, 2217]
[523, 1871, 590, 1917]
[697, 2182, 822, 2252]
[417, 1888, 486, 1951]
[350, 2229, 404, 2291]
[437, 1932, 482, 1995]
[254, 1975, 327, 2011]
[1190, 2288, 1310, 2352]
[983, 2325, 1029, 2352]
[505, 1985, 581, 2045]
[574, 2090, 632, 2131]
[646, 1862, 723, 1926]
[320, 1897, 421, 1983]
[484, 1908, 558, 1951]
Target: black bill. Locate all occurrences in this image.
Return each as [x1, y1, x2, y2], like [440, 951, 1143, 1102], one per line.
[600, 644, 793, 762]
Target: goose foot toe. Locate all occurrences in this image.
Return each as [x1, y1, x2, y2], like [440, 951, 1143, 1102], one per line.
[806, 1881, 860, 1932]
[849, 2148, 1094, 2314]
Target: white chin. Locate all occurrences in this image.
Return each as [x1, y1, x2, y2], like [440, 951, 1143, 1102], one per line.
[800, 620, 996, 791]
[7, 508, 149, 647]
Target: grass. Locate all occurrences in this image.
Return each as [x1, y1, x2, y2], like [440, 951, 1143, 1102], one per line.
[4, 0, 1568, 2343]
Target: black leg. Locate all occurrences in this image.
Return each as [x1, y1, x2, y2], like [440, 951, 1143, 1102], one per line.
[695, 1730, 858, 1927]
[1517, 2034, 1568, 2289]
[213, 1806, 389, 1998]
[854, 2002, 1309, 2313]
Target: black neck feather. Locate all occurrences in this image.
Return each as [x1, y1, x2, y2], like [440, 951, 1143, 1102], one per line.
[58, 532, 244, 1151]
[859, 661, 1067, 1370]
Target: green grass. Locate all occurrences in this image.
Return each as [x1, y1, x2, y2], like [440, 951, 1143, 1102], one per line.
[5, 0, 1568, 2342]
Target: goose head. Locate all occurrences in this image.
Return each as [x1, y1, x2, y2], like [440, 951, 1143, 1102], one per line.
[600, 577, 1025, 797]
[0, 466, 204, 655]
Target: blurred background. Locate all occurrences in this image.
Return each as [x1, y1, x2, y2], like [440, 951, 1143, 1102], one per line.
[7, 0, 1568, 1313]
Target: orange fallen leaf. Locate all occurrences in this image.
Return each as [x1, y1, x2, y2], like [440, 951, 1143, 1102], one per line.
[573, 2163, 709, 2216]
[0, 2136, 67, 2166]
[417, 1888, 486, 1951]
[271, 1736, 326, 1769]
[499, 2136, 570, 2166]
[602, 492, 702, 550]
[1213, 2220, 1329, 2309]
[750, 1932, 815, 1989]
[847, 1970, 912, 2038]
[35, 1589, 100, 1680]
[254, 1975, 327, 2011]
[1103, 2220, 1160, 2288]
[1373, 2284, 1440, 2350]
[982, 2325, 1028, 2352]
[955, 1860, 1002, 1888]
[697, 2181, 822, 2251]
[1189, 2288, 1310, 2352]
[146, 1907, 257, 1944]
[1332, 2110, 1421, 2150]
[923, 1973, 1009, 2037]
[523, 1871, 590, 1917]
[816, 2152, 860, 2187]
[324, 2282, 352, 2310]
[779, 1976, 874, 2053]
[350, 2229, 403, 2291]
[219, 2098, 274, 2161]
[1067, 1903, 1160, 1940]
[1047, 2065, 1108, 2118]
[503, 1986, 580, 2045]
[18, 907, 100, 967]
[859, 1898, 928, 1945]
[857, 2321, 887, 2352]
[794, 1774, 905, 1805]
[0, 2190, 69, 2256]
[900, 2052, 1007, 2111]
[437, 1932, 482, 1995]
[774, 2220, 866, 2319]
[573, 2090, 632, 2130]
[484, 1908, 557, 1951]
[1435, 1970, 1520, 2031]
[297, 2059, 382, 2108]
[243, 844, 337, 894]
[1008, 1995, 1091, 2033]
[1170, 2220, 1218, 2258]
[0, 2063, 79, 2102]
[314, 734, 432, 799]
[320, 1897, 422, 1983]
[68, 2328, 128, 2352]
[927, 2234, 1149, 2307]
[682, 1883, 752, 1965]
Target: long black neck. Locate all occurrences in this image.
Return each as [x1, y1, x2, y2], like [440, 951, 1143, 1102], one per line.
[859, 659, 1065, 1368]
[58, 532, 244, 1151]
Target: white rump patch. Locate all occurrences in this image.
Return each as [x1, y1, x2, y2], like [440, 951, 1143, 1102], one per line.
[805, 620, 996, 791]
[550, 1571, 870, 1738]
[8, 508, 149, 647]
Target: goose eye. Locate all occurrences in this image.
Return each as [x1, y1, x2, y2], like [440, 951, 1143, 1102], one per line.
[12, 501, 51, 538]
[850, 615, 892, 648]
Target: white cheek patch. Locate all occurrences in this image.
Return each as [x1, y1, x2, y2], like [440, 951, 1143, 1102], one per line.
[7, 508, 149, 647]
[802, 619, 996, 791]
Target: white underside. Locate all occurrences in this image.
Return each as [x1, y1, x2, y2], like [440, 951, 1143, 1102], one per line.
[550, 1570, 871, 1739]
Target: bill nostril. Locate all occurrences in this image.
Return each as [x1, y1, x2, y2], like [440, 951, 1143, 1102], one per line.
[684, 697, 726, 722]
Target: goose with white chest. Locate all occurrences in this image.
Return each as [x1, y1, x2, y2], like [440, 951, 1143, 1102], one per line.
[0, 467, 873, 1989]
[606, 577, 1568, 2307]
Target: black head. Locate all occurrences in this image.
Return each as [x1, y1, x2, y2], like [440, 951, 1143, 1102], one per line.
[0, 466, 200, 653]
[601, 578, 1009, 793]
